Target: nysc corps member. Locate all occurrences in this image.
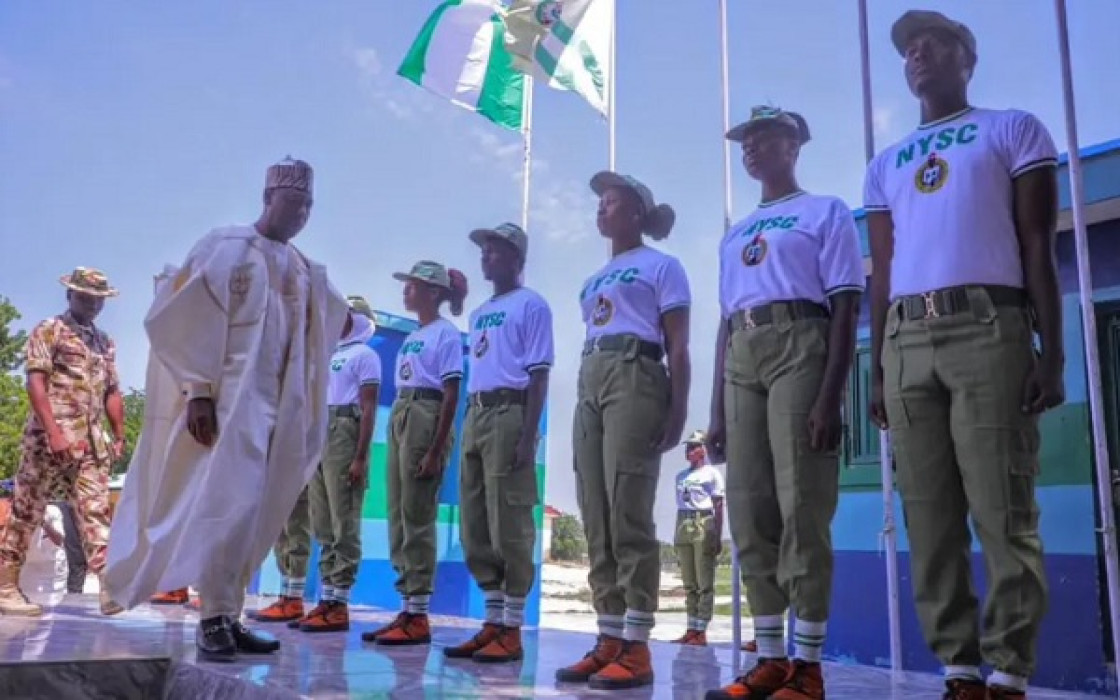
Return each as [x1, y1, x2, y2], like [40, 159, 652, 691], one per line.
[556, 171, 690, 692]
[363, 260, 468, 646]
[443, 223, 553, 665]
[706, 106, 864, 700]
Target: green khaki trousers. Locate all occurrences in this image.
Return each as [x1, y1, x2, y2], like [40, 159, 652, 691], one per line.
[273, 486, 311, 580]
[882, 288, 1046, 678]
[573, 343, 669, 616]
[386, 395, 448, 597]
[725, 313, 838, 623]
[674, 512, 717, 624]
[309, 410, 366, 589]
[460, 396, 539, 598]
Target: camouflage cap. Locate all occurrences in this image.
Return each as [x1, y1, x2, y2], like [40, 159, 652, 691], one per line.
[590, 171, 657, 216]
[393, 260, 452, 290]
[891, 10, 977, 60]
[60, 267, 119, 298]
[726, 105, 811, 145]
[468, 222, 528, 260]
[266, 156, 313, 194]
[683, 429, 708, 447]
[347, 295, 375, 321]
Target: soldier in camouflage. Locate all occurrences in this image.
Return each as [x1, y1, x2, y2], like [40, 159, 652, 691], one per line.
[0, 268, 127, 617]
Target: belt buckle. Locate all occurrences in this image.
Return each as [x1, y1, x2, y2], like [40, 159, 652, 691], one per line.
[588, 336, 602, 355]
[741, 309, 756, 329]
[922, 292, 940, 319]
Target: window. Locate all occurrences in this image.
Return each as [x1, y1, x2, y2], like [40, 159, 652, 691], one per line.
[844, 347, 880, 465]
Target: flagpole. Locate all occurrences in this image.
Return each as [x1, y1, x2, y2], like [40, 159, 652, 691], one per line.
[856, 0, 902, 676]
[521, 75, 534, 232]
[607, 0, 617, 171]
[1053, 0, 1120, 683]
[716, 0, 743, 671]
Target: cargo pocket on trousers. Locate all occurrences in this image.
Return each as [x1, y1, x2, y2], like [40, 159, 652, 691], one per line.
[613, 448, 659, 531]
[502, 470, 540, 544]
[1005, 428, 1041, 537]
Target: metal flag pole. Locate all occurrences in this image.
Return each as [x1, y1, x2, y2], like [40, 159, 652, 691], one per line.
[1053, 0, 1120, 683]
[520, 75, 535, 232]
[856, 0, 902, 674]
[607, 0, 617, 171]
[717, 0, 742, 670]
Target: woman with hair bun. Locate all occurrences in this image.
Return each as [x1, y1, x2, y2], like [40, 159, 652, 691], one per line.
[555, 171, 691, 691]
[361, 260, 468, 646]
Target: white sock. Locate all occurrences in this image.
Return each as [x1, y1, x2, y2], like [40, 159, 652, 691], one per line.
[283, 577, 306, 599]
[598, 614, 624, 638]
[623, 610, 655, 642]
[408, 595, 430, 615]
[331, 586, 350, 604]
[792, 618, 826, 662]
[755, 615, 787, 659]
[504, 595, 526, 628]
[687, 617, 708, 632]
[320, 585, 335, 603]
[946, 666, 983, 682]
[987, 670, 1027, 691]
[483, 590, 504, 625]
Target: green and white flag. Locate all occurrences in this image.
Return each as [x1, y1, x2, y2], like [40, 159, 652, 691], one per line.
[398, 0, 526, 131]
[504, 0, 612, 117]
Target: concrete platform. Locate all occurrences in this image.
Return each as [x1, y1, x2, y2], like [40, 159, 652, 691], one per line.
[0, 564, 1101, 699]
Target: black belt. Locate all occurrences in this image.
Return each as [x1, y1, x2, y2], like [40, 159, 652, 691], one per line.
[897, 284, 1027, 322]
[329, 405, 360, 419]
[729, 300, 829, 332]
[582, 333, 663, 361]
[398, 387, 443, 402]
[679, 510, 714, 520]
[468, 388, 527, 408]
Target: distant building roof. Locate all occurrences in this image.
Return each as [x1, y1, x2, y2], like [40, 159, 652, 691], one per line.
[544, 505, 564, 518]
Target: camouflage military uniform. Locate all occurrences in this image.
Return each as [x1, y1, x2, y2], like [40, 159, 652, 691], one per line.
[0, 312, 119, 575]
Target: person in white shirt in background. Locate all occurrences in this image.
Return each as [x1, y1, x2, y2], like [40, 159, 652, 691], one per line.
[671, 429, 726, 647]
[555, 171, 690, 692]
[362, 261, 467, 647]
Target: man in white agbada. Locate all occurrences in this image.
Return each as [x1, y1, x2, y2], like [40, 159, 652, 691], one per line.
[105, 157, 349, 662]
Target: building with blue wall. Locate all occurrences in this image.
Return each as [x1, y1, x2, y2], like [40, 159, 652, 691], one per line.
[251, 310, 550, 627]
[829, 138, 1120, 694]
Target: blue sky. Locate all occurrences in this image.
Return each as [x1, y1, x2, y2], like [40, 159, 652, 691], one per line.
[2, 1, 1118, 540]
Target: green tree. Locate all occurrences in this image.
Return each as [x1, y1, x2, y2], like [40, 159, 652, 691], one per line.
[0, 373, 29, 480]
[550, 513, 587, 562]
[0, 296, 28, 372]
[113, 388, 146, 474]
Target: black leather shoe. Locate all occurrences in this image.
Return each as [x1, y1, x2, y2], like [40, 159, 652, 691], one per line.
[232, 621, 281, 654]
[196, 616, 237, 663]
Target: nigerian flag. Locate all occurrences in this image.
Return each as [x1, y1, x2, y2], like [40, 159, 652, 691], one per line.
[504, 0, 612, 117]
[398, 0, 526, 131]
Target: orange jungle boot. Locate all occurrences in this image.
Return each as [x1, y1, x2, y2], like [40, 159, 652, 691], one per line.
[150, 588, 189, 605]
[555, 635, 624, 683]
[705, 658, 793, 699]
[361, 611, 408, 642]
[375, 612, 431, 645]
[299, 601, 349, 633]
[771, 660, 825, 700]
[443, 623, 502, 659]
[250, 596, 304, 623]
[472, 625, 524, 663]
[589, 640, 655, 690]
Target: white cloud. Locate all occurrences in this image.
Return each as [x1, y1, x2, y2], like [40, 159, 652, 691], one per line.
[346, 44, 434, 121]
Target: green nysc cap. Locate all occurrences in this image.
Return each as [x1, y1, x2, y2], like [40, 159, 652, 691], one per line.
[469, 222, 529, 260]
[347, 295, 374, 320]
[393, 260, 452, 290]
[683, 429, 708, 447]
[890, 9, 977, 61]
[726, 105, 812, 146]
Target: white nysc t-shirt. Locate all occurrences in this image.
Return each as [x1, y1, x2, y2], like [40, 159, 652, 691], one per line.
[327, 336, 382, 407]
[675, 464, 726, 512]
[719, 192, 866, 319]
[467, 287, 555, 393]
[579, 245, 691, 344]
[396, 318, 464, 390]
[862, 106, 1059, 299]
